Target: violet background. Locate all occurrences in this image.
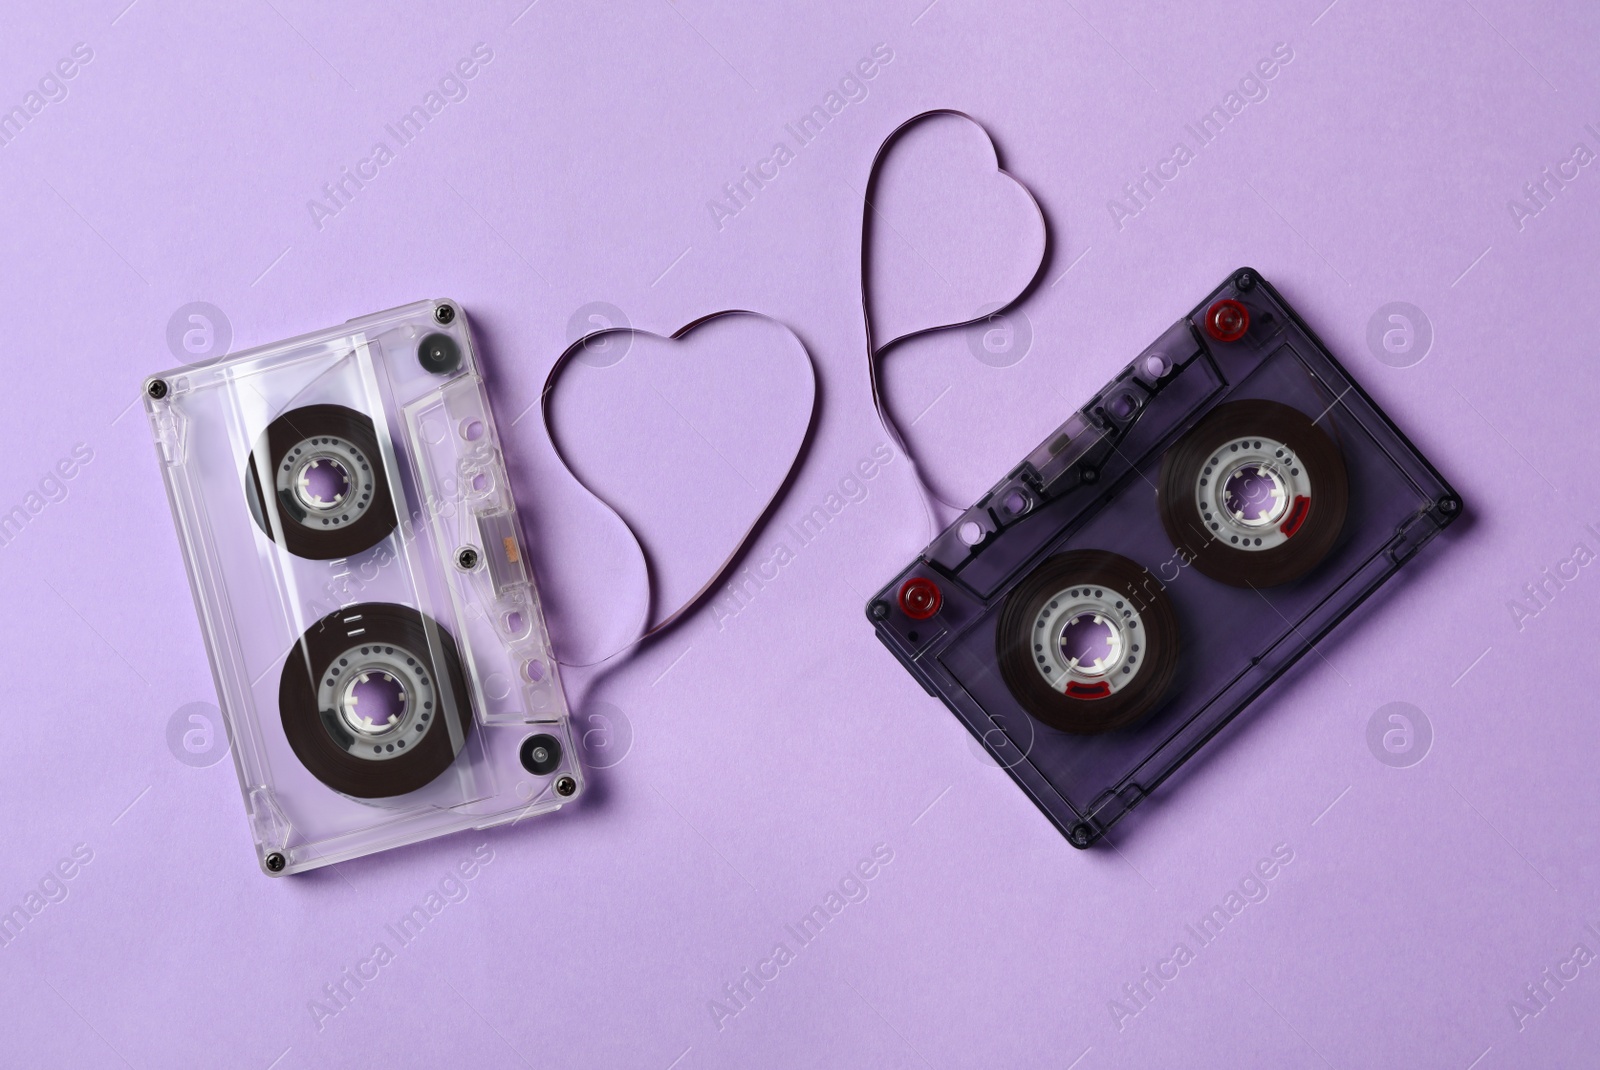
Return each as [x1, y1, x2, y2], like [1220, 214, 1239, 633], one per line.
[2, 0, 1598, 1067]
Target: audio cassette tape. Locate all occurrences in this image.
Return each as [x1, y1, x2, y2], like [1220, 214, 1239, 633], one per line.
[145, 300, 580, 875]
[867, 269, 1461, 847]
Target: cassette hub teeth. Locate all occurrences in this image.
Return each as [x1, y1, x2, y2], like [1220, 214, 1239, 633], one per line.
[342, 669, 408, 735]
[294, 455, 351, 511]
[1036, 593, 1139, 694]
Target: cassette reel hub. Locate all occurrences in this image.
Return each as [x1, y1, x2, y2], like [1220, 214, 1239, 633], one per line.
[997, 550, 1179, 735]
[245, 404, 398, 561]
[1159, 399, 1348, 588]
[1031, 588, 1145, 699]
[320, 649, 435, 759]
[281, 602, 474, 798]
[286, 437, 370, 529]
[1197, 434, 1312, 552]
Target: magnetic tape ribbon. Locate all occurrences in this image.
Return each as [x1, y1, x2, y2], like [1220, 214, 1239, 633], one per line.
[539, 310, 818, 668]
[858, 109, 1050, 533]
[539, 111, 1043, 667]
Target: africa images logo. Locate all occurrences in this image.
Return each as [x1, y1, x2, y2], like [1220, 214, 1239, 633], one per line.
[706, 44, 894, 232]
[1107, 843, 1295, 1030]
[1106, 43, 1294, 231]
[306, 44, 494, 230]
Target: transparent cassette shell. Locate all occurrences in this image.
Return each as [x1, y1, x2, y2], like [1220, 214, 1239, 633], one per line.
[146, 300, 580, 875]
[868, 270, 1461, 847]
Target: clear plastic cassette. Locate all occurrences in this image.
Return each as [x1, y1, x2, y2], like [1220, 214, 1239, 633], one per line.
[146, 300, 580, 875]
[868, 270, 1461, 847]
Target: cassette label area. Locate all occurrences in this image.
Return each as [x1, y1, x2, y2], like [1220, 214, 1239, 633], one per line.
[146, 301, 580, 875]
[868, 270, 1461, 847]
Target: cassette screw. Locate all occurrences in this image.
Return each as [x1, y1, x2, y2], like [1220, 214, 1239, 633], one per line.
[1439, 497, 1459, 515]
[265, 852, 286, 873]
[456, 547, 479, 571]
[1080, 466, 1099, 484]
[1068, 825, 1093, 848]
[434, 304, 455, 325]
[555, 776, 577, 797]
[1236, 270, 1256, 291]
[869, 601, 890, 621]
[146, 378, 169, 400]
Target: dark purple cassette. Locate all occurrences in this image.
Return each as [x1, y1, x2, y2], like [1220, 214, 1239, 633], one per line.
[867, 269, 1461, 847]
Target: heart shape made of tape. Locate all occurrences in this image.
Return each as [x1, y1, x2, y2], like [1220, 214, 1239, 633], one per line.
[541, 310, 815, 666]
[861, 110, 1049, 516]
[862, 110, 1048, 354]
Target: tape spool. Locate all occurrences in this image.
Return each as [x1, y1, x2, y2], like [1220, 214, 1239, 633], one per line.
[245, 404, 397, 561]
[279, 602, 474, 798]
[997, 550, 1179, 734]
[1157, 399, 1348, 588]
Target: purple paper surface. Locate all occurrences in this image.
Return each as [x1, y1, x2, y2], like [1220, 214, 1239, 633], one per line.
[2, 1, 1598, 1067]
